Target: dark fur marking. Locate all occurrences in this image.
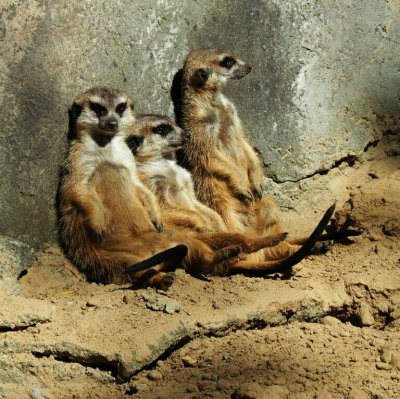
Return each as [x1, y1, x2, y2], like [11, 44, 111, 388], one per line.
[92, 134, 113, 147]
[190, 69, 209, 89]
[125, 135, 144, 153]
[153, 124, 173, 136]
[68, 102, 82, 141]
[116, 102, 127, 116]
[220, 56, 236, 69]
[89, 101, 107, 117]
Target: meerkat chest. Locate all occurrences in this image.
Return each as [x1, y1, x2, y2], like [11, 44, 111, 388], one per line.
[215, 94, 242, 149]
[79, 136, 138, 183]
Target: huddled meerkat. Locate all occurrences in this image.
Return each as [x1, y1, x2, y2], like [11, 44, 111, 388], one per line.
[126, 114, 336, 276]
[57, 88, 288, 287]
[174, 48, 359, 267]
[134, 114, 226, 233]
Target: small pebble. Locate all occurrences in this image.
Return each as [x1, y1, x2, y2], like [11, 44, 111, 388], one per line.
[147, 370, 163, 381]
[357, 303, 375, 326]
[181, 355, 197, 367]
[376, 361, 392, 370]
[320, 316, 342, 326]
[30, 388, 46, 399]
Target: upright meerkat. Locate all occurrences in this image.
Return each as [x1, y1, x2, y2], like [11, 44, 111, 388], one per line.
[175, 49, 359, 266]
[127, 114, 336, 276]
[57, 88, 288, 287]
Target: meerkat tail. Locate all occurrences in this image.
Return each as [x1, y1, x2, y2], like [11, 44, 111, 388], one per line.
[127, 245, 188, 274]
[288, 229, 362, 245]
[230, 203, 336, 276]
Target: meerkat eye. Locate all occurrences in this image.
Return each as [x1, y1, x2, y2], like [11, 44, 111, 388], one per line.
[89, 102, 107, 117]
[220, 57, 236, 69]
[116, 102, 127, 116]
[152, 124, 173, 136]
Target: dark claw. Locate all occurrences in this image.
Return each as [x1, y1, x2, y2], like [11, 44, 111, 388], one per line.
[240, 191, 254, 203]
[255, 188, 263, 200]
[191, 273, 212, 282]
[153, 221, 163, 232]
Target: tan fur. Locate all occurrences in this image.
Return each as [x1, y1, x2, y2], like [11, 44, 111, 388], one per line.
[134, 115, 226, 233]
[177, 49, 306, 265]
[130, 114, 292, 275]
[57, 89, 286, 287]
[57, 87, 179, 288]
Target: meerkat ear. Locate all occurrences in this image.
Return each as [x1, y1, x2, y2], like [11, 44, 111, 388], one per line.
[190, 68, 209, 88]
[67, 102, 83, 140]
[125, 135, 144, 153]
[69, 102, 82, 120]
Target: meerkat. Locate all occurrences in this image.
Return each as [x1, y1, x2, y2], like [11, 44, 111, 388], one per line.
[126, 114, 337, 277]
[133, 114, 226, 233]
[174, 48, 359, 267]
[57, 88, 287, 287]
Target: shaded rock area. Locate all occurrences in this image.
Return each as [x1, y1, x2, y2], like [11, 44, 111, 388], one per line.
[0, 236, 34, 293]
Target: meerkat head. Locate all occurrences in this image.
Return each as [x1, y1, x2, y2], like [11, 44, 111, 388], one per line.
[182, 49, 252, 92]
[125, 115, 191, 162]
[68, 87, 135, 140]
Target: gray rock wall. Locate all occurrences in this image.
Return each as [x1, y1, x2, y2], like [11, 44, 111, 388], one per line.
[0, 0, 398, 250]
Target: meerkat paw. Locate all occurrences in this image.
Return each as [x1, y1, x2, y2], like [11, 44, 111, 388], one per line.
[310, 240, 334, 254]
[150, 272, 176, 291]
[252, 185, 264, 200]
[236, 189, 254, 204]
[270, 232, 289, 246]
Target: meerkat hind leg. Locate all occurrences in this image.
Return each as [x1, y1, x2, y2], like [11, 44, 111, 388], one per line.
[197, 232, 288, 253]
[230, 203, 336, 276]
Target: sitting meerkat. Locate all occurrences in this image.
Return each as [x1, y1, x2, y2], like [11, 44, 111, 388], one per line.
[174, 48, 359, 267]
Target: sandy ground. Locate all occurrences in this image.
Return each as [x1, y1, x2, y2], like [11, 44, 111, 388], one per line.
[1, 147, 399, 399]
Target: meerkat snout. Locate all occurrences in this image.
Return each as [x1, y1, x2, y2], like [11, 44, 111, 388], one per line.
[103, 115, 118, 131]
[184, 132, 191, 141]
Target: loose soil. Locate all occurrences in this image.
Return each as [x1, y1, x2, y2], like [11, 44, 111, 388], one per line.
[1, 149, 399, 399]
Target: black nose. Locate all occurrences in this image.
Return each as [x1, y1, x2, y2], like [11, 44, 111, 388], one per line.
[246, 64, 252, 74]
[106, 119, 118, 130]
[184, 132, 191, 141]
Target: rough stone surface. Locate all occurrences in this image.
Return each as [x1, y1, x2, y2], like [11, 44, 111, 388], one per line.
[0, 236, 34, 293]
[0, 0, 398, 251]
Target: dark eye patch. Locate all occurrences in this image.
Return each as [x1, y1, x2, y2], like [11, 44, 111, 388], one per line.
[89, 101, 107, 117]
[116, 102, 127, 116]
[220, 57, 236, 69]
[152, 124, 173, 135]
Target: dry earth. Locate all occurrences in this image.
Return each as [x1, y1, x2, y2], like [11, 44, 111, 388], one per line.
[0, 141, 399, 399]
